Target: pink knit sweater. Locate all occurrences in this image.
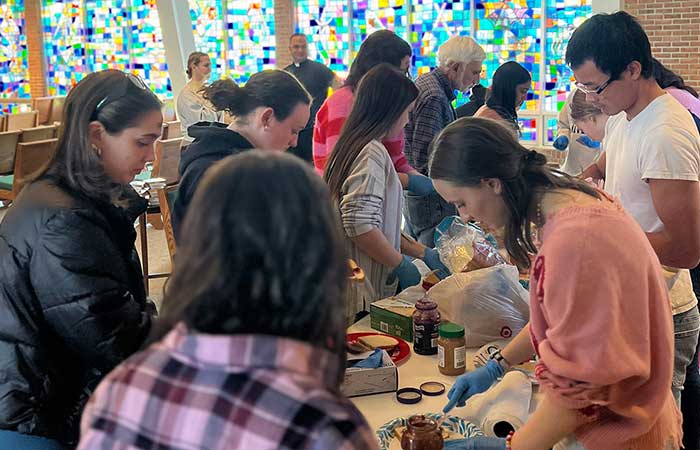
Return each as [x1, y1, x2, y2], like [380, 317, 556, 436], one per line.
[312, 86, 414, 176]
[529, 200, 681, 450]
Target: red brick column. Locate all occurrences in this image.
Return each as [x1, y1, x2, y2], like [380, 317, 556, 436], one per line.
[25, 0, 47, 97]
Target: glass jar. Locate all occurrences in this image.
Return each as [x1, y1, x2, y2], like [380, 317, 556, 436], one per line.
[437, 323, 466, 376]
[401, 415, 444, 450]
[412, 295, 441, 355]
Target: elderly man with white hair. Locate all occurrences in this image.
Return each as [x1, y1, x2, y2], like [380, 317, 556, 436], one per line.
[404, 36, 486, 247]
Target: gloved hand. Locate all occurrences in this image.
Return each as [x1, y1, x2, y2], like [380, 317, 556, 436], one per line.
[552, 135, 569, 151]
[443, 437, 507, 450]
[577, 135, 601, 149]
[422, 247, 451, 279]
[406, 173, 435, 196]
[443, 360, 504, 413]
[390, 255, 421, 290]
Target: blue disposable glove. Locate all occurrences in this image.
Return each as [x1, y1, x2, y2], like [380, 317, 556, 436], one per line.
[406, 173, 435, 196]
[422, 247, 451, 279]
[443, 360, 504, 413]
[443, 437, 507, 450]
[352, 348, 384, 368]
[552, 135, 569, 151]
[577, 135, 601, 149]
[390, 255, 421, 290]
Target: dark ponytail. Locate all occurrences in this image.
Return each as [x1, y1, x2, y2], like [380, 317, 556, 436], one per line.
[202, 70, 311, 120]
[429, 117, 600, 269]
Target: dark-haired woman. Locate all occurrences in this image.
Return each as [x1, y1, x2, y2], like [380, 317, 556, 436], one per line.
[177, 52, 224, 143]
[78, 152, 379, 450]
[475, 61, 531, 135]
[313, 31, 433, 196]
[0, 70, 158, 449]
[325, 64, 444, 324]
[436, 118, 680, 450]
[172, 69, 311, 238]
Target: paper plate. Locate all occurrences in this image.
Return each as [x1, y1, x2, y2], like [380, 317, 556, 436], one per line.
[376, 413, 482, 450]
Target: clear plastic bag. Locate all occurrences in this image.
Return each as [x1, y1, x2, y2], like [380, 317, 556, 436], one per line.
[435, 216, 506, 273]
[427, 265, 530, 347]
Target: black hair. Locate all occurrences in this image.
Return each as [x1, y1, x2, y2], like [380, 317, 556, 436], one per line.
[344, 30, 412, 89]
[289, 33, 307, 43]
[325, 64, 419, 201]
[485, 62, 531, 123]
[470, 84, 487, 101]
[42, 70, 162, 203]
[429, 117, 601, 269]
[152, 151, 348, 382]
[653, 58, 699, 98]
[202, 70, 311, 121]
[566, 11, 653, 79]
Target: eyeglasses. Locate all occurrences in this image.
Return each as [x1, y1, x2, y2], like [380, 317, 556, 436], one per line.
[575, 76, 615, 96]
[92, 73, 150, 120]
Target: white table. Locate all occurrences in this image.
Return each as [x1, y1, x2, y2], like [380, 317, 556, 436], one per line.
[348, 316, 539, 432]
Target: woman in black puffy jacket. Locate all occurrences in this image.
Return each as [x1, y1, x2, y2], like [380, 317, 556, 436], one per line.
[0, 70, 160, 449]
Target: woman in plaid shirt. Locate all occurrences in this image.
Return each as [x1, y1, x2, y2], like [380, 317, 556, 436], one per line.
[78, 152, 378, 450]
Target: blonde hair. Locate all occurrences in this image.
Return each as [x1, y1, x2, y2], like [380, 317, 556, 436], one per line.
[569, 88, 604, 121]
[438, 36, 486, 67]
[186, 52, 209, 79]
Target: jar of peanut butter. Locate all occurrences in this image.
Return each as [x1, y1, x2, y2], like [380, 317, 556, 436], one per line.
[437, 323, 466, 376]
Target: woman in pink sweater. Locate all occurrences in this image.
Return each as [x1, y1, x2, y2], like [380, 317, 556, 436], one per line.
[313, 30, 434, 195]
[433, 118, 680, 450]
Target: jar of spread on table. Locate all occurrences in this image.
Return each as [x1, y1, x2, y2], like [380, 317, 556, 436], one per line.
[412, 295, 440, 355]
[401, 414, 444, 450]
[437, 323, 466, 376]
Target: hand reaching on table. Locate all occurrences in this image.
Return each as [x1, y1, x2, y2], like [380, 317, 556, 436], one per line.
[444, 437, 507, 449]
[443, 360, 504, 412]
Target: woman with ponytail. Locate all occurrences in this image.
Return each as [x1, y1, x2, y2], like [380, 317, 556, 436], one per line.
[173, 70, 311, 238]
[432, 118, 680, 450]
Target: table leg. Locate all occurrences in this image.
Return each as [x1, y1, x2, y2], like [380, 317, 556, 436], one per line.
[139, 212, 149, 293]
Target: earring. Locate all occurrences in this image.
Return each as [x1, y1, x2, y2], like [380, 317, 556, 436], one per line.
[264, 124, 270, 131]
[91, 144, 102, 156]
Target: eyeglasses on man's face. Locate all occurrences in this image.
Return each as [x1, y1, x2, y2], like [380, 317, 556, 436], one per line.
[575, 75, 616, 96]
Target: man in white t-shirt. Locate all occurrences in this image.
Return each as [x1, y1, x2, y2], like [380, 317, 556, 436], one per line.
[568, 11, 700, 408]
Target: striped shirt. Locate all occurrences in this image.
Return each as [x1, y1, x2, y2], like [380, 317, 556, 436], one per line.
[78, 324, 379, 450]
[405, 69, 457, 175]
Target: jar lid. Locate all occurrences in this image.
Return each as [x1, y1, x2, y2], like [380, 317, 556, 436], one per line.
[439, 322, 465, 338]
[419, 381, 446, 396]
[396, 387, 423, 404]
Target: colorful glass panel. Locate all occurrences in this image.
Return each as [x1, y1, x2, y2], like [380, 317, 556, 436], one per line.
[295, 0, 351, 76]
[190, 0, 226, 80]
[0, 1, 30, 100]
[85, 1, 129, 72]
[129, 0, 171, 97]
[42, 0, 86, 96]
[352, 0, 409, 60]
[227, 0, 276, 83]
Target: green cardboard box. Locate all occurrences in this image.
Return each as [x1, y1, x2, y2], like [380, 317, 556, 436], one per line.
[370, 297, 415, 341]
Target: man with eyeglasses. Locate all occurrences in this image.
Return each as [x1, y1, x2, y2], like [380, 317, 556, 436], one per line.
[568, 10, 700, 428]
[284, 33, 342, 163]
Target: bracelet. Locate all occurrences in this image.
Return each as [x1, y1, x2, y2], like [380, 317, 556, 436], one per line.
[505, 431, 515, 449]
[489, 348, 512, 372]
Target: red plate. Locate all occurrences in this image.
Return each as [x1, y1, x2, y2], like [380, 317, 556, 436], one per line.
[347, 332, 411, 366]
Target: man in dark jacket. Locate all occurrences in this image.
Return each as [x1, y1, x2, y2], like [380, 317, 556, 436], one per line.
[0, 179, 152, 447]
[172, 121, 254, 238]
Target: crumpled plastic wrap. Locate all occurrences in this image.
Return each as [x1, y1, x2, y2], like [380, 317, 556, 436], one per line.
[435, 216, 506, 273]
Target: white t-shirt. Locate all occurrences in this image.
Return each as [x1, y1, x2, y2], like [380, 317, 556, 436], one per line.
[605, 93, 700, 315]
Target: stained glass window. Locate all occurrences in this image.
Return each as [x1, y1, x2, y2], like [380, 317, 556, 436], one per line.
[409, 0, 471, 77]
[0, 1, 30, 102]
[190, 0, 226, 80]
[227, 1, 276, 83]
[475, 0, 542, 112]
[519, 116, 538, 141]
[352, 0, 408, 61]
[295, 0, 351, 76]
[129, 0, 171, 97]
[544, 0, 591, 111]
[85, 2, 129, 72]
[42, 0, 86, 96]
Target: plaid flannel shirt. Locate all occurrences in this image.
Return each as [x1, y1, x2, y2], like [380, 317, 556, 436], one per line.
[404, 69, 457, 175]
[78, 324, 379, 450]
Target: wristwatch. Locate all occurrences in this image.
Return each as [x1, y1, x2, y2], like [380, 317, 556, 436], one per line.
[489, 348, 512, 372]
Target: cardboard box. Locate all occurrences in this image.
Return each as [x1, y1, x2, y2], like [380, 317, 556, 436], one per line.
[341, 350, 398, 397]
[370, 297, 415, 341]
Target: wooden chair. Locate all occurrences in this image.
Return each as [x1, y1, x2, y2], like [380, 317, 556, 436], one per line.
[0, 131, 21, 175]
[5, 111, 38, 131]
[49, 97, 65, 124]
[157, 185, 178, 263]
[0, 115, 5, 132]
[139, 137, 182, 290]
[0, 138, 57, 201]
[31, 97, 55, 125]
[19, 125, 57, 143]
[162, 121, 182, 140]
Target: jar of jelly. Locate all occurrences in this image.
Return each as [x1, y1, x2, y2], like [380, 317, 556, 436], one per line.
[401, 415, 444, 450]
[413, 295, 440, 355]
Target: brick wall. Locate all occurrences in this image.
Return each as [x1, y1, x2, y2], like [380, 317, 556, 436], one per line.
[624, 0, 700, 89]
[274, 0, 294, 69]
[25, 0, 46, 97]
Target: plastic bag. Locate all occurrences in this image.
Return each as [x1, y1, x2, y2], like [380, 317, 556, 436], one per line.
[427, 265, 530, 347]
[435, 216, 506, 273]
